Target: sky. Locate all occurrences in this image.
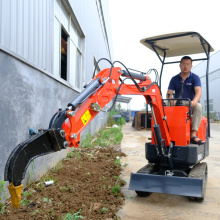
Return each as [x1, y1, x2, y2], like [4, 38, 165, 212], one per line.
[108, 0, 220, 110]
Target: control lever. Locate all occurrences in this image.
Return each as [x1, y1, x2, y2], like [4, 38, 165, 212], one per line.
[175, 79, 184, 106]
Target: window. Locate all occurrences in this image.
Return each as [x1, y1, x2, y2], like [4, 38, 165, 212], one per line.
[200, 68, 220, 84]
[54, 0, 83, 89]
[61, 28, 68, 80]
[204, 99, 213, 112]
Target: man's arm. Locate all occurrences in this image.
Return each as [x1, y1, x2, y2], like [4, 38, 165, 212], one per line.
[166, 89, 174, 106]
[192, 86, 202, 108]
[166, 89, 174, 99]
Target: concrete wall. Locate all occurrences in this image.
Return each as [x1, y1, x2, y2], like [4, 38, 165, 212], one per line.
[0, 0, 113, 202]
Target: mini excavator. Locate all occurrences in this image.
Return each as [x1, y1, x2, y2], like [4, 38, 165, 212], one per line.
[5, 32, 213, 208]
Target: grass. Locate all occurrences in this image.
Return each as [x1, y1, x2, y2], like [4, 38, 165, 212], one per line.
[100, 207, 107, 214]
[81, 127, 123, 148]
[0, 180, 6, 204]
[115, 157, 121, 166]
[112, 183, 121, 196]
[20, 198, 31, 206]
[62, 209, 84, 220]
[107, 110, 126, 127]
[22, 191, 32, 197]
[37, 175, 57, 191]
[0, 205, 6, 214]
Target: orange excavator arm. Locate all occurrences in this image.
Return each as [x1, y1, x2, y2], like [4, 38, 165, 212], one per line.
[4, 66, 171, 208]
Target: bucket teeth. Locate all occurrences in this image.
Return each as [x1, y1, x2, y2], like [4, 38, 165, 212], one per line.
[7, 182, 23, 208]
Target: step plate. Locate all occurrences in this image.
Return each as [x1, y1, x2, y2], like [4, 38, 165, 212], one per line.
[129, 172, 203, 197]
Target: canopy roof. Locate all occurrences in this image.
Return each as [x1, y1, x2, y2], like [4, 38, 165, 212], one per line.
[140, 31, 214, 58]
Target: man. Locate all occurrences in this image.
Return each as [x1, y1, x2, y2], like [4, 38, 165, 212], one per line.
[166, 56, 205, 144]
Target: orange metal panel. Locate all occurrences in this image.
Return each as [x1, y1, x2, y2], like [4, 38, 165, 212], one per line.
[151, 106, 190, 146]
[196, 116, 207, 141]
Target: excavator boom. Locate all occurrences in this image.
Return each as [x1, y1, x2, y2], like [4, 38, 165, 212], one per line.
[4, 66, 170, 208]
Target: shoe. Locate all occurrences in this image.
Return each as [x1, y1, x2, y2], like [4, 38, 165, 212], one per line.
[190, 136, 205, 145]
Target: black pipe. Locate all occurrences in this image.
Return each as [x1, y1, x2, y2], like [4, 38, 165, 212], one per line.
[175, 80, 184, 106]
[205, 48, 211, 138]
[153, 124, 163, 148]
[159, 51, 166, 89]
[121, 70, 146, 81]
[68, 78, 101, 110]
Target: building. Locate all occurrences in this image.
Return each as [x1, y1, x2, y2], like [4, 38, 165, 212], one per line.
[0, 0, 113, 199]
[192, 50, 220, 120]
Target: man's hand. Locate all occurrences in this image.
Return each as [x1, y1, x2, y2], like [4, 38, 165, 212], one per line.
[191, 100, 198, 108]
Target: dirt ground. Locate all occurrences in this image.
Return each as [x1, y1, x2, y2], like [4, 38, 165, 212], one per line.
[1, 147, 126, 219]
[118, 122, 220, 220]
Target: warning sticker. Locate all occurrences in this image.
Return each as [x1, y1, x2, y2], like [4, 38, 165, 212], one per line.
[81, 109, 92, 125]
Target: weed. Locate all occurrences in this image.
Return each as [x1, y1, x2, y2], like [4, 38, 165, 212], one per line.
[115, 158, 121, 166]
[0, 180, 6, 202]
[53, 161, 63, 172]
[112, 183, 121, 196]
[0, 205, 6, 214]
[80, 133, 93, 148]
[123, 163, 128, 167]
[37, 182, 43, 191]
[22, 191, 32, 197]
[36, 174, 57, 191]
[33, 209, 43, 215]
[43, 197, 52, 204]
[72, 151, 81, 158]
[50, 208, 54, 218]
[116, 117, 126, 126]
[60, 187, 69, 192]
[121, 179, 127, 185]
[62, 209, 84, 220]
[67, 151, 73, 158]
[100, 207, 107, 214]
[98, 184, 106, 189]
[20, 198, 29, 206]
[27, 160, 35, 186]
[81, 127, 123, 148]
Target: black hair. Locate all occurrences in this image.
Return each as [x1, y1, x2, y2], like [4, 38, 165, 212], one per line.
[180, 56, 192, 63]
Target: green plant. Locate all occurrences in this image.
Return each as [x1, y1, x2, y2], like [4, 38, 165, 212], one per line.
[33, 209, 43, 215]
[81, 127, 123, 148]
[0, 180, 6, 203]
[27, 160, 35, 186]
[80, 133, 93, 148]
[50, 208, 54, 218]
[60, 187, 69, 192]
[115, 158, 121, 166]
[72, 151, 81, 158]
[62, 209, 84, 220]
[54, 161, 63, 172]
[43, 197, 52, 203]
[116, 117, 126, 126]
[22, 191, 32, 197]
[0, 205, 6, 214]
[67, 151, 73, 158]
[112, 183, 121, 196]
[100, 207, 107, 214]
[20, 198, 29, 206]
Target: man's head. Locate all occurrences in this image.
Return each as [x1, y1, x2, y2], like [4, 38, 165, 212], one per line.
[180, 56, 193, 75]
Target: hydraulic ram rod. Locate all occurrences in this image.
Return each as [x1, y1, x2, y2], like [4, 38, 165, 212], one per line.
[68, 77, 101, 110]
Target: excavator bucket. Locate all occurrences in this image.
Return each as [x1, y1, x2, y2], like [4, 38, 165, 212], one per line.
[7, 183, 23, 208]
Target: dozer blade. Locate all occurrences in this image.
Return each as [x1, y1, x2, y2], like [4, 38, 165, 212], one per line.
[129, 172, 204, 197]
